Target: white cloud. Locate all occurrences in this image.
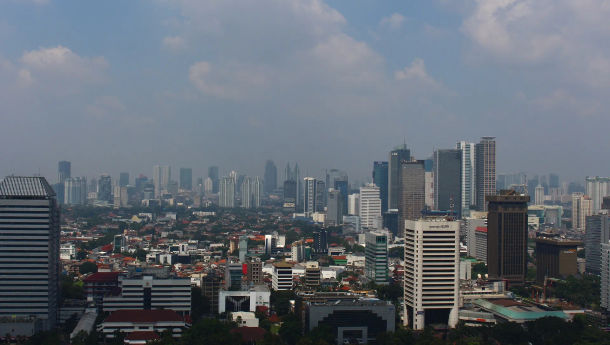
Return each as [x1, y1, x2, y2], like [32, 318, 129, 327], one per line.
[189, 61, 268, 100]
[380, 13, 405, 30]
[394, 58, 440, 88]
[162, 35, 187, 52]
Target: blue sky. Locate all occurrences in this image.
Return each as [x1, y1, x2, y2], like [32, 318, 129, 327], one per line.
[1, 0, 609, 184]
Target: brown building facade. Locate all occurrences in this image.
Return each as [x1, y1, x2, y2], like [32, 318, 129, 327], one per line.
[535, 235, 580, 284]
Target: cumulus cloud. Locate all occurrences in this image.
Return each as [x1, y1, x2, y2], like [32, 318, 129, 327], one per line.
[162, 35, 187, 52]
[380, 13, 405, 30]
[395, 58, 440, 88]
[189, 61, 268, 100]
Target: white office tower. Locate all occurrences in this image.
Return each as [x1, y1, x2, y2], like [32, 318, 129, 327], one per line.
[535, 185, 545, 205]
[365, 231, 389, 285]
[252, 177, 262, 208]
[204, 177, 213, 195]
[586, 177, 610, 213]
[572, 192, 592, 231]
[304, 177, 317, 218]
[404, 218, 459, 330]
[152, 165, 170, 198]
[456, 141, 475, 217]
[272, 262, 293, 291]
[219, 176, 236, 208]
[348, 193, 360, 216]
[291, 240, 305, 262]
[465, 216, 487, 260]
[360, 184, 382, 230]
[64, 177, 86, 205]
[0, 177, 60, 333]
[602, 241, 610, 311]
[241, 176, 252, 208]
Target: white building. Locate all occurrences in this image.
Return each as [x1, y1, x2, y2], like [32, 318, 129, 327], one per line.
[152, 165, 170, 198]
[304, 177, 317, 218]
[365, 231, 389, 285]
[60, 242, 76, 260]
[535, 185, 545, 205]
[98, 309, 189, 341]
[572, 193, 592, 231]
[219, 176, 236, 208]
[231, 312, 259, 327]
[252, 176, 262, 208]
[404, 218, 459, 330]
[465, 217, 487, 258]
[241, 176, 252, 209]
[291, 240, 305, 262]
[360, 184, 382, 230]
[348, 193, 360, 216]
[218, 286, 271, 314]
[457, 141, 475, 217]
[586, 176, 610, 213]
[272, 262, 293, 291]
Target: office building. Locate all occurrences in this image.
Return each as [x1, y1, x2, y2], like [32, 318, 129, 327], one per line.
[373, 161, 389, 213]
[291, 240, 305, 262]
[119, 172, 129, 187]
[315, 180, 326, 212]
[304, 177, 317, 217]
[475, 137, 496, 212]
[475, 227, 488, 263]
[264, 234, 276, 255]
[313, 229, 328, 254]
[424, 158, 434, 209]
[383, 209, 399, 237]
[208, 166, 219, 193]
[179, 168, 192, 191]
[219, 176, 236, 208]
[585, 213, 610, 275]
[348, 193, 360, 216]
[272, 262, 293, 291]
[601, 241, 610, 312]
[304, 262, 321, 289]
[586, 177, 610, 213]
[457, 141, 476, 217]
[218, 285, 270, 314]
[535, 234, 580, 284]
[465, 216, 487, 259]
[225, 262, 244, 290]
[241, 176, 252, 209]
[398, 160, 426, 235]
[98, 174, 112, 203]
[360, 184, 382, 230]
[326, 189, 342, 226]
[389, 144, 411, 210]
[487, 192, 530, 284]
[365, 231, 389, 285]
[283, 180, 297, 210]
[58, 160, 71, 183]
[0, 176, 59, 333]
[247, 258, 263, 285]
[534, 185, 545, 205]
[103, 274, 191, 315]
[201, 273, 221, 314]
[573, 193, 593, 231]
[404, 218, 459, 330]
[252, 176, 262, 208]
[64, 177, 86, 205]
[153, 165, 171, 198]
[306, 299, 395, 345]
[434, 149, 462, 217]
[99, 310, 190, 341]
[264, 160, 277, 195]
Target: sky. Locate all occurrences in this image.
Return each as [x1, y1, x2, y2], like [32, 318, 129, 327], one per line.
[1, 0, 609, 185]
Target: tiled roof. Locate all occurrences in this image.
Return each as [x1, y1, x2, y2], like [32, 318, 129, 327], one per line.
[83, 272, 120, 283]
[0, 176, 55, 198]
[105, 309, 185, 323]
[125, 331, 160, 341]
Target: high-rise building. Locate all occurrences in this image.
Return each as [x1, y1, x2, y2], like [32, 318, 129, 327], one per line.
[119, 172, 130, 187]
[404, 218, 459, 330]
[535, 234, 580, 284]
[365, 231, 388, 285]
[272, 262, 293, 291]
[383, 210, 399, 237]
[179, 168, 192, 191]
[572, 193, 593, 231]
[334, 178, 348, 216]
[252, 177, 262, 208]
[264, 160, 277, 195]
[360, 184, 382, 230]
[0, 176, 60, 332]
[208, 166, 219, 193]
[487, 191, 529, 284]
[585, 176, 610, 213]
[534, 185, 545, 205]
[291, 240, 306, 263]
[204, 177, 213, 195]
[389, 144, 411, 210]
[283, 180, 297, 210]
[315, 180, 326, 212]
[326, 169, 348, 215]
[475, 137, 496, 212]
[313, 229, 328, 254]
[64, 177, 86, 205]
[424, 158, 434, 209]
[434, 149, 462, 217]
[219, 176, 235, 208]
[58, 161, 71, 183]
[457, 141, 476, 217]
[585, 213, 610, 275]
[241, 176, 252, 209]
[373, 161, 389, 213]
[326, 189, 343, 226]
[304, 177, 317, 217]
[398, 160, 426, 235]
[348, 193, 360, 216]
[98, 174, 112, 203]
[153, 165, 171, 198]
[601, 241, 610, 312]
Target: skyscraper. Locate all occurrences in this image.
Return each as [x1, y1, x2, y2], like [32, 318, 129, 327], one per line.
[0, 176, 60, 331]
[360, 184, 382, 230]
[241, 176, 252, 208]
[398, 160, 426, 235]
[404, 218, 459, 330]
[365, 231, 389, 285]
[153, 165, 171, 198]
[98, 174, 112, 203]
[264, 160, 277, 195]
[179, 168, 192, 191]
[119, 172, 130, 187]
[389, 144, 411, 210]
[487, 191, 529, 284]
[457, 141, 476, 217]
[58, 161, 71, 183]
[572, 192, 593, 231]
[219, 176, 235, 208]
[252, 176, 262, 208]
[373, 161, 389, 213]
[208, 166, 219, 193]
[535, 185, 545, 205]
[304, 177, 317, 217]
[585, 213, 610, 275]
[585, 176, 610, 213]
[475, 137, 496, 212]
[283, 180, 297, 210]
[315, 180, 326, 212]
[64, 177, 86, 205]
[326, 189, 343, 226]
[433, 149, 462, 217]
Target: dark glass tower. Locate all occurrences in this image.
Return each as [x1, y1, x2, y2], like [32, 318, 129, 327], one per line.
[433, 149, 462, 217]
[398, 160, 425, 236]
[208, 166, 219, 193]
[264, 160, 277, 195]
[179, 168, 192, 190]
[119, 172, 130, 187]
[389, 144, 411, 210]
[475, 137, 496, 211]
[373, 161, 389, 213]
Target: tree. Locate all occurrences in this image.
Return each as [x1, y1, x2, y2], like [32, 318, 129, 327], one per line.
[180, 318, 241, 345]
[79, 262, 98, 275]
[279, 314, 302, 345]
[271, 290, 297, 316]
[191, 287, 210, 321]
